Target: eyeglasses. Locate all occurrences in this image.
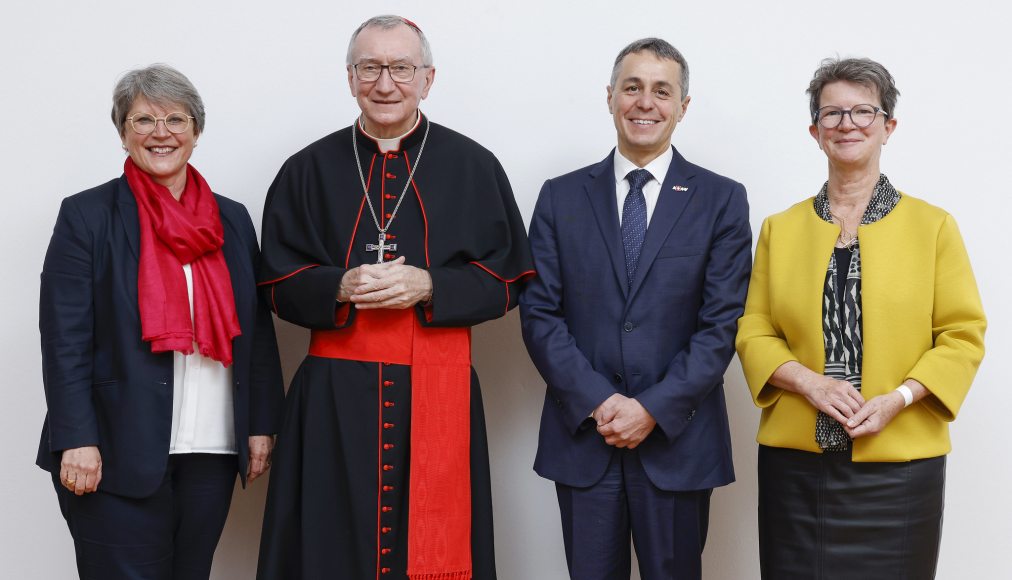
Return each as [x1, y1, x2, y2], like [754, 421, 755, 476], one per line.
[353, 61, 426, 83]
[127, 112, 194, 135]
[816, 104, 889, 129]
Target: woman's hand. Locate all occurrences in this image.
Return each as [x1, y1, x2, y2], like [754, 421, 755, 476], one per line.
[60, 446, 102, 495]
[799, 374, 866, 425]
[770, 362, 865, 425]
[844, 392, 905, 438]
[247, 435, 274, 483]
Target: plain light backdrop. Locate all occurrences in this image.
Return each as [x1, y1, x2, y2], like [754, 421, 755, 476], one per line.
[2, 1, 1008, 578]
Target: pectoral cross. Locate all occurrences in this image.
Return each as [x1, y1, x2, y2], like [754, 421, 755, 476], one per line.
[366, 232, 398, 263]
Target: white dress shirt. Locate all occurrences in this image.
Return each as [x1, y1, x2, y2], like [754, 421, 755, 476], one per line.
[169, 264, 236, 455]
[613, 147, 673, 226]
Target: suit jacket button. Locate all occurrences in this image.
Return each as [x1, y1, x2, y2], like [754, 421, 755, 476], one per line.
[623, 321, 634, 332]
[613, 373, 623, 384]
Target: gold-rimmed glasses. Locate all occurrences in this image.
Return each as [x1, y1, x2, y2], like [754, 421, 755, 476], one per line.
[127, 112, 194, 135]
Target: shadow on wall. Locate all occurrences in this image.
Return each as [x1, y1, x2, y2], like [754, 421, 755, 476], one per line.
[208, 309, 762, 579]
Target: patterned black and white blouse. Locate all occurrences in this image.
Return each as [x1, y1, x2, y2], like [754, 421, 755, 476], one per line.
[813, 174, 901, 450]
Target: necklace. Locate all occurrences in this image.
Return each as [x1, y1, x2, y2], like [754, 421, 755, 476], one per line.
[352, 116, 431, 263]
[829, 210, 858, 250]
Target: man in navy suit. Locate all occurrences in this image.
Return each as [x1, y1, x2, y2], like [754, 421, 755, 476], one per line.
[520, 38, 752, 579]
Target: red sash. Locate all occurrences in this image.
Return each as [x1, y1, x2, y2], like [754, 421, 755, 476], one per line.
[310, 309, 472, 580]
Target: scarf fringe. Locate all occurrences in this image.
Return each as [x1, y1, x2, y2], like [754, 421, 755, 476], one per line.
[407, 571, 471, 580]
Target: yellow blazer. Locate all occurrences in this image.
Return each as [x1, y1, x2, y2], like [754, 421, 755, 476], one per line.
[736, 193, 986, 461]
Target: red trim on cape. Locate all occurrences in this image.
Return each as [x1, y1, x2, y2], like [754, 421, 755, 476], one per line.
[468, 263, 537, 317]
[403, 154, 430, 267]
[257, 263, 320, 286]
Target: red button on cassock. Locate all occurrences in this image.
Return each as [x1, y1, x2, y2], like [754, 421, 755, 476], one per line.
[383, 422, 395, 429]
[382, 506, 392, 512]
[384, 401, 395, 408]
[383, 485, 395, 491]
[383, 443, 395, 450]
[385, 172, 396, 179]
[387, 153, 398, 159]
[384, 194, 396, 200]
[381, 527, 392, 534]
[381, 568, 391, 574]
[381, 548, 392, 555]
[387, 234, 397, 240]
[383, 380, 394, 387]
[384, 213, 392, 219]
[384, 253, 395, 260]
[383, 464, 393, 471]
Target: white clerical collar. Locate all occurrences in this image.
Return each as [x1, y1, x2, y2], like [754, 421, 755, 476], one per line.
[358, 111, 422, 153]
[613, 147, 674, 185]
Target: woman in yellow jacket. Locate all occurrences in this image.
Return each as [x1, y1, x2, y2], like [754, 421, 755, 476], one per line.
[736, 57, 985, 580]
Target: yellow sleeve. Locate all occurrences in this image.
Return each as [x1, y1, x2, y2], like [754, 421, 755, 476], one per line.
[736, 217, 798, 407]
[906, 214, 986, 421]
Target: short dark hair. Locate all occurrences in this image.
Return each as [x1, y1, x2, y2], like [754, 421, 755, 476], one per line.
[807, 57, 899, 123]
[610, 38, 689, 100]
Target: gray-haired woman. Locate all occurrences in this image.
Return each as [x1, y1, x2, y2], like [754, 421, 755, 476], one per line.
[736, 57, 985, 579]
[37, 64, 284, 579]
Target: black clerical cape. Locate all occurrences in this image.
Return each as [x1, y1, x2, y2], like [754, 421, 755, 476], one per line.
[256, 115, 533, 580]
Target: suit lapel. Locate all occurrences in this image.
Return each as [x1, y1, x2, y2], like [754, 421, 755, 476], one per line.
[628, 146, 697, 301]
[584, 153, 628, 298]
[115, 175, 141, 260]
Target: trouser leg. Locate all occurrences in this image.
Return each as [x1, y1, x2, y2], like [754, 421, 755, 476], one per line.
[555, 454, 630, 580]
[170, 454, 237, 580]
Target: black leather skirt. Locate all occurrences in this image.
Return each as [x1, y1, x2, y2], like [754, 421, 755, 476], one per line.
[758, 445, 945, 580]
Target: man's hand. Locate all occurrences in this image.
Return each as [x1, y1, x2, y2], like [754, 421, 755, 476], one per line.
[60, 446, 102, 495]
[247, 435, 274, 483]
[591, 393, 626, 426]
[348, 256, 433, 309]
[596, 396, 657, 449]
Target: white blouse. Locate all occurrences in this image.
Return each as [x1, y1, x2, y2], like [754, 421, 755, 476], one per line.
[168, 264, 236, 455]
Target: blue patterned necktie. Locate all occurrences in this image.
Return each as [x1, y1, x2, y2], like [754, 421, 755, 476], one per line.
[621, 168, 651, 286]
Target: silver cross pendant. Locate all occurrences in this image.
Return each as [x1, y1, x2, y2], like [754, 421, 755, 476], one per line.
[365, 232, 398, 263]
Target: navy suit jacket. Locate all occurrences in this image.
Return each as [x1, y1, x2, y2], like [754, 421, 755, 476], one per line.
[36, 176, 284, 498]
[521, 147, 751, 491]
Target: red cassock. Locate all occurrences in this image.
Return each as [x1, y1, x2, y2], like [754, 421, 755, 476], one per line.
[255, 116, 533, 580]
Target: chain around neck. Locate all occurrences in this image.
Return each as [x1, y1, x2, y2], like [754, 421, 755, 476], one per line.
[352, 115, 431, 235]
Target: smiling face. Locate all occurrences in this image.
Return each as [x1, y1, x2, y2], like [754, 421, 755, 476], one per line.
[608, 51, 690, 166]
[810, 80, 896, 171]
[121, 96, 195, 196]
[347, 24, 435, 138]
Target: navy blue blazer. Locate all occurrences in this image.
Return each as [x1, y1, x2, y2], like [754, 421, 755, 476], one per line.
[36, 176, 284, 498]
[520, 147, 751, 491]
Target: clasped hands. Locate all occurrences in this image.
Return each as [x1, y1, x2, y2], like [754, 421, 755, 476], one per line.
[339, 256, 432, 309]
[592, 393, 657, 449]
[800, 375, 906, 438]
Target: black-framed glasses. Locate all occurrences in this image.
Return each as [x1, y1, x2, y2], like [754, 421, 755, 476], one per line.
[128, 112, 194, 135]
[353, 61, 425, 83]
[816, 104, 889, 129]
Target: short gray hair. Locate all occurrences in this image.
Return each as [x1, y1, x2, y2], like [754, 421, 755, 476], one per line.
[807, 57, 899, 123]
[346, 15, 433, 67]
[610, 38, 689, 100]
[111, 64, 205, 137]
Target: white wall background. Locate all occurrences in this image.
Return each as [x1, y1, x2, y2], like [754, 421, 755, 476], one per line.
[3, 1, 1009, 578]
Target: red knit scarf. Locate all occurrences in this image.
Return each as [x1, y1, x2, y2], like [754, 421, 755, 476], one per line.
[125, 158, 240, 366]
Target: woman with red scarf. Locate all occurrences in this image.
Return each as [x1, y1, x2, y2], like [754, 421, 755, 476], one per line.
[36, 64, 284, 580]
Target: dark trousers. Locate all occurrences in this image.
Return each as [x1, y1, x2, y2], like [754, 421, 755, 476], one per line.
[556, 450, 712, 580]
[53, 453, 237, 580]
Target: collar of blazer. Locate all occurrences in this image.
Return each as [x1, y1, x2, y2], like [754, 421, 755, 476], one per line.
[584, 145, 699, 300]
